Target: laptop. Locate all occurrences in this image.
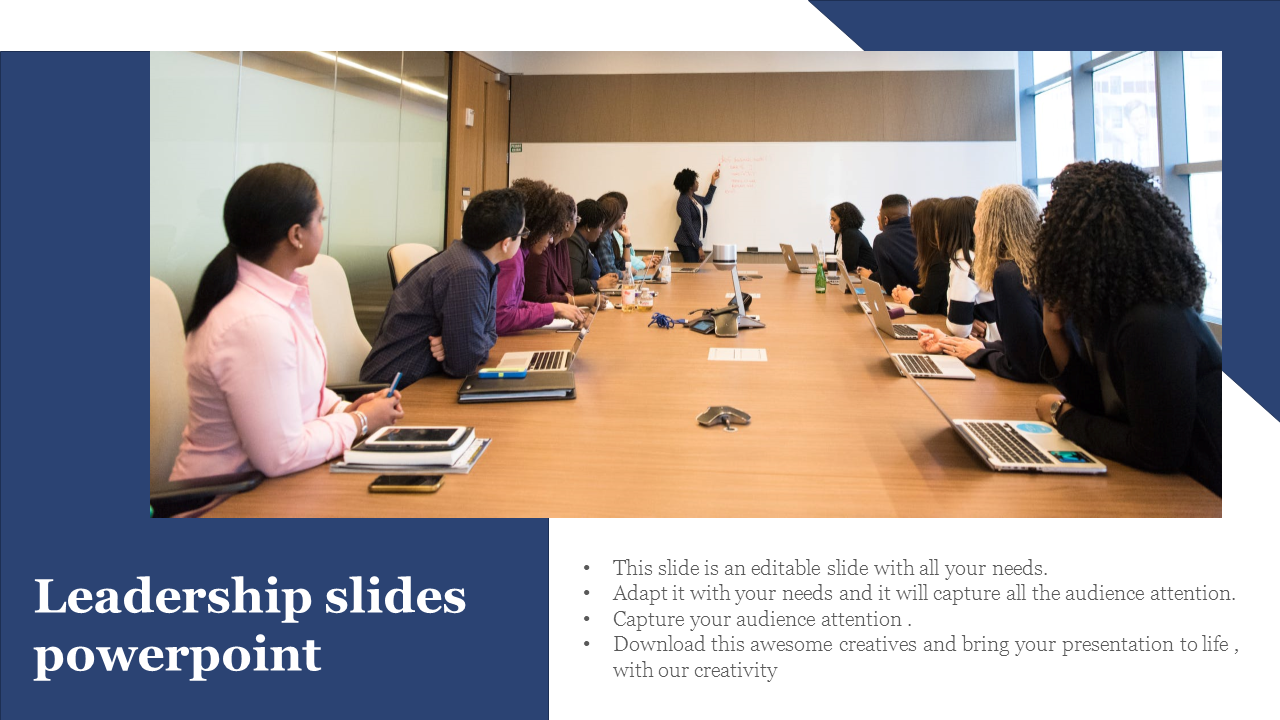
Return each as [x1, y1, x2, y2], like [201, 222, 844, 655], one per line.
[834, 258, 863, 295]
[780, 243, 816, 274]
[633, 249, 671, 284]
[911, 375, 1106, 474]
[496, 295, 601, 372]
[861, 279, 929, 340]
[670, 251, 712, 273]
[861, 292, 975, 380]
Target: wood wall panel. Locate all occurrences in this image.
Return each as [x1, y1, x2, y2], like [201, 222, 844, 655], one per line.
[628, 73, 756, 142]
[511, 75, 633, 142]
[446, 53, 510, 245]
[753, 72, 886, 141]
[509, 70, 1015, 143]
[881, 70, 1015, 141]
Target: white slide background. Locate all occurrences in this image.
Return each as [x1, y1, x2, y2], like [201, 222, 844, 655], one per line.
[511, 141, 1020, 253]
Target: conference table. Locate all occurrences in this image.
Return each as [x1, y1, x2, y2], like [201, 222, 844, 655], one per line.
[207, 264, 1222, 518]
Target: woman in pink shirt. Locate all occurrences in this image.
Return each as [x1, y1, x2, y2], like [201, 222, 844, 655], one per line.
[496, 178, 586, 335]
[170, 164, 403, 480]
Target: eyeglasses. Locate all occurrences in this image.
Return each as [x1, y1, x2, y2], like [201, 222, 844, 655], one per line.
[516, 227, 531, 240]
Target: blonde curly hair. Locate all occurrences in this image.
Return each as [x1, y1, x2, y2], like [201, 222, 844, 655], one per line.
[973, 184, 1040, 292]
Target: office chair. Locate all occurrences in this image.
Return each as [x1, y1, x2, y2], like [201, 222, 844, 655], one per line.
[150, 277, 262, 517]
[387, 243, 437, 289]
[297, 255, 388, 400]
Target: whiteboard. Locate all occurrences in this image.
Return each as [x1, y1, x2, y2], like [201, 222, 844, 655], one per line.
[509, 142, 1020, 253]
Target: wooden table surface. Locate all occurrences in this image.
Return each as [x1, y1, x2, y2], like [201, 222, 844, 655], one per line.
[207, 265, 1222, 518]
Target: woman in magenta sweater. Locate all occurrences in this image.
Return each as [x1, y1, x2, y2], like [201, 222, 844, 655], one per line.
[497, 179, 586, 335]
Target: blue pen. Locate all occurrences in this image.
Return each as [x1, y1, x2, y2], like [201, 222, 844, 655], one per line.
[386, 372, 403, 397]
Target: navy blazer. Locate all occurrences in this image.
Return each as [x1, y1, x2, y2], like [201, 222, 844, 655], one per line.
[674, 184, 716, 249]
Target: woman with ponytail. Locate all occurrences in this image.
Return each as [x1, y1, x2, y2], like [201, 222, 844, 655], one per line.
[169, 163, 403, 480]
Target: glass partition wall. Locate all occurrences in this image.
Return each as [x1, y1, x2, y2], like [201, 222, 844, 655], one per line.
[149, 51, 450, 340]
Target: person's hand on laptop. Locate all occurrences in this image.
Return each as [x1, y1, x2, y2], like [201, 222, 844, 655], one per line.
[939, 336, 983, 360]
[891, 286, 915, 304]
[429, 335, 445, 362]
[917, 326, 946, 354]
[698, 248, 707, 261]
[855, 266, 873, 280]
[553, 302, 587, 327]
[598, 273, 619, 289]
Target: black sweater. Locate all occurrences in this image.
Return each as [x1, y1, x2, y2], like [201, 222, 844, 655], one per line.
[870, 217, 919, 291]
[1042, 304, 1222, 495]
[909, 259, 949, 314]
[963, 261, 1045, 383]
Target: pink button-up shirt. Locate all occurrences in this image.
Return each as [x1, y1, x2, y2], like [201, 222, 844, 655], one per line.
[169, 257, 358, 480]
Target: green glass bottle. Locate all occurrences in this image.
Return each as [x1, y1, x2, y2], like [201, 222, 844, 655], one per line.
[815, 260, 827, 294]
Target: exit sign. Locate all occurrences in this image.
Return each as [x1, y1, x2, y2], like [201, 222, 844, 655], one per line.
[509, 143, 522, 153]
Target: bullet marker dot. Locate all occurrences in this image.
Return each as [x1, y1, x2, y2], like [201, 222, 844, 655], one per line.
[584, 641, 590, 646]
[584, 565, 589, 570]
[584, 590, 590, 595]
[584, 616, 590, 621]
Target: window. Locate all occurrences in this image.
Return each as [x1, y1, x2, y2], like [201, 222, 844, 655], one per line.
[1022, 51, 1224, 322]
[1093, 52, 1159, 168]
[1183, 51, 1222, 163]
[1189, 172, 1222, 320]
[1035, 83, 1074, 179]
[1033, 51, 1070, 84]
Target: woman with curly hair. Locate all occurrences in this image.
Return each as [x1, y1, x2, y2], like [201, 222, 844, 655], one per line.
[916, 184, 1046, 383]
[496, 178, 586, 335]
[672, 166, 720, 262]
[1032, 160, 1221, 494]
[830, 201, 877, 281]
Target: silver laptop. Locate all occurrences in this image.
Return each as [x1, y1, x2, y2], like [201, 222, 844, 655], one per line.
[670, 251, 712, 273]
[497, 295, 601, 372]
[861, 279, 929, 340]
[861, 292, 974, 380]
[779, 243, 816, 274]
[632, 249, 671, 284]
[834, 258, 864, 294]
[912, 375, 1106, 474]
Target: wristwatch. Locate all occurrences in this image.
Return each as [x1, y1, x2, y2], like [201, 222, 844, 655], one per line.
[1048, 399, 1065, 427]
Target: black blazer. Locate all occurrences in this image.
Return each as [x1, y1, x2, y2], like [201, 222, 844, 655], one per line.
[834, 230, 877, 277]
[1043, 303, 1222, 495]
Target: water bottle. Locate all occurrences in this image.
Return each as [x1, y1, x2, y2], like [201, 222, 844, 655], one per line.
[621, 265, 637, 313]
[815, 253, 827, 294]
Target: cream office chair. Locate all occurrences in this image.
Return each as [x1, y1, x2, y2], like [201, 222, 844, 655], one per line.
[150, 277, 190, 495]
[150, 277, 261, 516]
[387, 243, 437, 288]
[297, 254, 387, 398]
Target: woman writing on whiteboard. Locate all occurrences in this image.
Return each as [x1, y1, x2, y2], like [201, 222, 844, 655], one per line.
[673, 166, 720, 262]
[170, 163, 403, 481]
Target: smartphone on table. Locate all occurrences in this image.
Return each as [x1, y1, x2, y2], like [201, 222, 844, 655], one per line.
[368, 475, 444, 493]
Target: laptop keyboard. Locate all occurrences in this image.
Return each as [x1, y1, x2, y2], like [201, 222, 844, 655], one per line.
[529, 350, 566, 371]
[899, 355, 943, 376]
[893, 324, 917, 338]
[967, 422, 1054, 466]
